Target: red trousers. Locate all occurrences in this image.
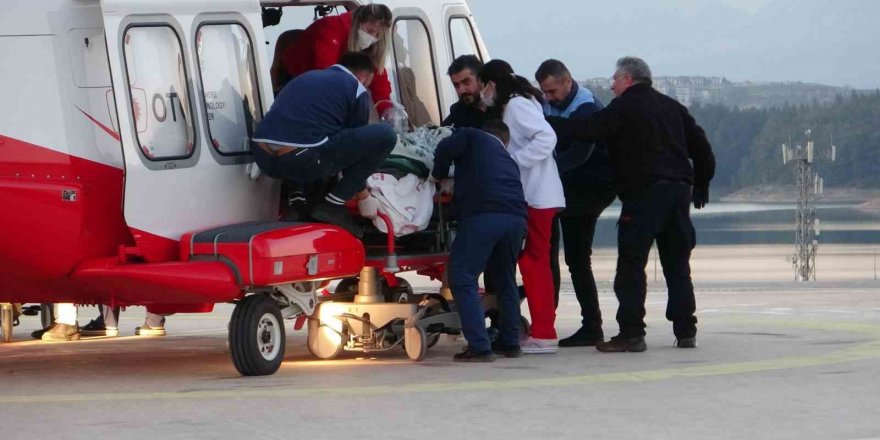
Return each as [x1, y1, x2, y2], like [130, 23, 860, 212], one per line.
[519, 207, 559, 339]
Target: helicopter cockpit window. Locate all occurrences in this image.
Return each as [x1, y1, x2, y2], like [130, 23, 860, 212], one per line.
[122, 25, 196, 161]
[196, 23, 262, 156]
[391, 18, 441, 128]
[448, 17, 480, 60]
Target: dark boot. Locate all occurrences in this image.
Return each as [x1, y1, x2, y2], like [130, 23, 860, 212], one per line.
[310, 200, 363, 238]
[558, 326, 604, 347]
[281, 196, 309, 222]
[31, 324, 54, 340]
[675, 337, 697, 348]
[491, 341, 523, 358]
[453, 347, 496, 362]
[596, 334, 647, 353]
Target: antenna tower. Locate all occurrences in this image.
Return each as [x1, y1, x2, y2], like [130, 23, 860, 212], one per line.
[781, 130, 836, 281]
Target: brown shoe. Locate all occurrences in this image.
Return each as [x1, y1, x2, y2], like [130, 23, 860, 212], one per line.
[135, 324, 166, 336]
[41, 323, 81, 342]
[596, 334, 647, 353]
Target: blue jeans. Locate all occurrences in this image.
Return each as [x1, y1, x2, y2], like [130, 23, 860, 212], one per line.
[449, 213, 526, 353]
[254, 124, 396, 201]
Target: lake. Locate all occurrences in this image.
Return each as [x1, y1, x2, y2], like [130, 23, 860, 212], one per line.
[591, 202, 880, 247]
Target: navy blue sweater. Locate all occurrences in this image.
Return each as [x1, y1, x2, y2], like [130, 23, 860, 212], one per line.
[432, 128, 527, 220]
[253, 65, 371, 148]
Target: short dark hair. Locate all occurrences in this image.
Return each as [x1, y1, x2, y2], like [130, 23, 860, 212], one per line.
[338, 52, 375, 74]
[447, 55, 483, 76]
[535, 59, 571, 83]
[482, 119, 510, 145]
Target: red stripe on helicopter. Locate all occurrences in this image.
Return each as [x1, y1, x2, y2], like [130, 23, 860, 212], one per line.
[76, 106, 121, 141]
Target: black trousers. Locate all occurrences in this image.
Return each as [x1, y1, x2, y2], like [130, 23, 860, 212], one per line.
[550, 215, 561, 306]
[559, 186, 616, 330]
[614, 182, 697, 339]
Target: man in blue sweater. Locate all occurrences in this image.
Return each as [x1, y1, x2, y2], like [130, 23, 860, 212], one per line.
[432, 120, 528, 362]
[536, 59, 616, 347]
[252, 52, 397, 237]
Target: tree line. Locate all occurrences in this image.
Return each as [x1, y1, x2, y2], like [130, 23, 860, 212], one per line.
[690, 90, 880, 190]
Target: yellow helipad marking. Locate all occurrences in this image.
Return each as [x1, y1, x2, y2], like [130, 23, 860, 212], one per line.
[2, 318, 879, 404]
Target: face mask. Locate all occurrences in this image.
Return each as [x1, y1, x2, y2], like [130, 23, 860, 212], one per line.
[357, 29, 379, 50]
[479, 83, 496, 107]
[480, 92, 495, 108]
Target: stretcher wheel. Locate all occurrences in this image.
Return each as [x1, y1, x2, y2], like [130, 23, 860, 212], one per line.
[333, 278, 359, 302]
[383, 277, 413, 303]
[40, 303, 54, 329]
[307, 316, 345, 360]
[404, 325, 427, 361]
[1, 304, 13, 343]
[426, 332, 441, 349]
[519, 315, 531, 342]
[487, 315, 531, 343]
[229, 295, 286, 376]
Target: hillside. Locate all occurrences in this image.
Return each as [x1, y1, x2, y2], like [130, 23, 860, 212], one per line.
[582, 77, 868, 110]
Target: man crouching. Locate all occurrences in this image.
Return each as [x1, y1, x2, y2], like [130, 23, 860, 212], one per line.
[252, 52, 396, 238]
[432, 121, 528, 362]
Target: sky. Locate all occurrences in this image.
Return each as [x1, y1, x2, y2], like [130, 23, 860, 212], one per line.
[467, 0, 880, 89]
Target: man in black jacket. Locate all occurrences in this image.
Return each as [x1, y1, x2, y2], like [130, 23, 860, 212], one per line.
[548, 56, 715, 353]
[442, 55, 489, 129]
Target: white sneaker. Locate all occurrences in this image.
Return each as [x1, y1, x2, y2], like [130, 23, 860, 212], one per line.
[521, 337, 558, 354]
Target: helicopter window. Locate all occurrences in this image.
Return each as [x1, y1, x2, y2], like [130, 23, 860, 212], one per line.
[391, 18, 441, 128]
[448, 17, 480, 60]
[195, 23, 262, 156]
[122, 25, 196, 161]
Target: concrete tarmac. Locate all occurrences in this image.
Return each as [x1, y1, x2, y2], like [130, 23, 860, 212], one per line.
[2, 245, 880, 440]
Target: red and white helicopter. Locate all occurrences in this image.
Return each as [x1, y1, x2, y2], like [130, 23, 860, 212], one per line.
[0, 0, 491, 375]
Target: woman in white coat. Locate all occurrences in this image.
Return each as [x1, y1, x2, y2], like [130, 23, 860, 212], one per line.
[478, 60, 565, 354]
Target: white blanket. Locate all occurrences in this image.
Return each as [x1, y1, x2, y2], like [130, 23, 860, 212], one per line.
[360, 173, 435, 236]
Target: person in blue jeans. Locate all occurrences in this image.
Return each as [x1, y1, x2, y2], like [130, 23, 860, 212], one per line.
[432, 121, 528, 362]
[252, 51, 397, 238]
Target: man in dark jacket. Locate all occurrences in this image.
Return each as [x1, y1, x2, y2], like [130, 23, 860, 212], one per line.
[432, 121, 528, 362]
[252, 52, 396, 238]
[536, 59, 616, 347]
[548, 56, 715, 352]
[442, 55, 489, 129]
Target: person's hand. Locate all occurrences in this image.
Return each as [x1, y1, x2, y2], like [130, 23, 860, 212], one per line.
[692, 186, 709, 209]
[439, 178, 454, 195]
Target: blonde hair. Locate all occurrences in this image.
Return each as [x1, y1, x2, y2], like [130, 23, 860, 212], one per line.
[346, 4, 392, 74]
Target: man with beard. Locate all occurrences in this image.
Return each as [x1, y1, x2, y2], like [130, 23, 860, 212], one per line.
[443, 55, 489, 129]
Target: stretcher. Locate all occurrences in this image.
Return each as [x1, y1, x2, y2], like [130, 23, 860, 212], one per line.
[305, 197, 463, 361]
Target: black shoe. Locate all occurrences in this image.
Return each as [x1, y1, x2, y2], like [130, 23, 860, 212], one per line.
[453, 347, 496, 362]
[81, 319, 119, 337]
[281, 199, 309, 222]
[311, 200, 363, 238]
[31, 324, 54, 340]
[558, 326, 604, 347]
[491, 342, 523, 358]
[675, 337, 697, 348]
[596, 334, 647, 353]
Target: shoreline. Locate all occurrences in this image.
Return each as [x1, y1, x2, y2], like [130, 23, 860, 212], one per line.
[718, 185, 880, 205]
